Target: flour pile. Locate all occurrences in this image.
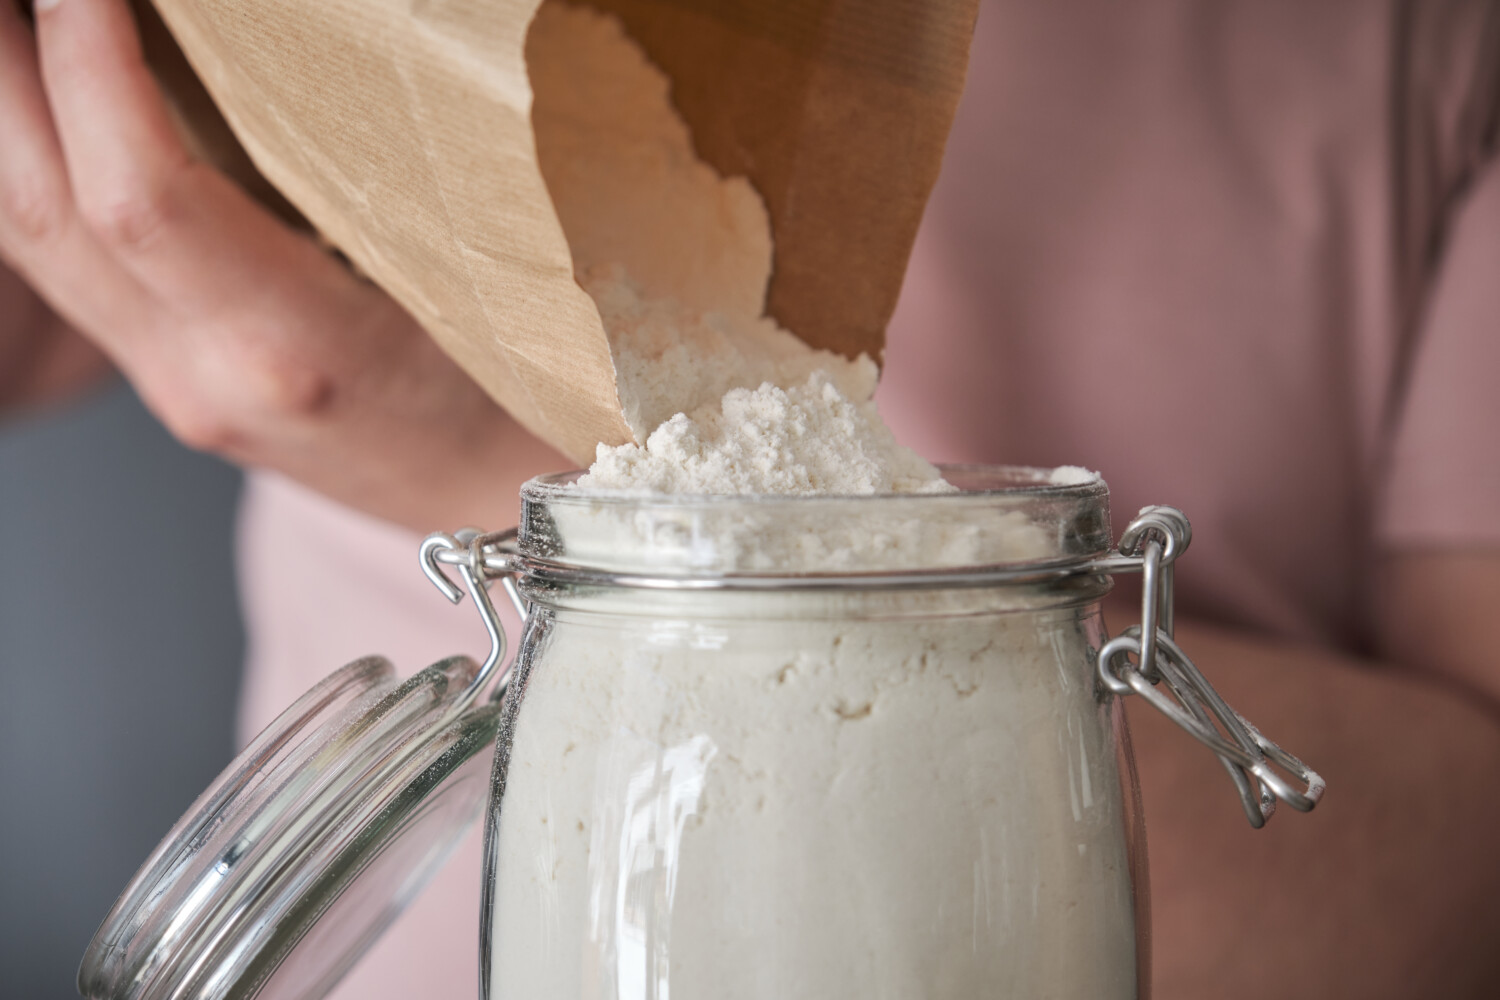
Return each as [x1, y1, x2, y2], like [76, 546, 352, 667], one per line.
[590, 372, 949, 495]
[573, 269, 951, 496]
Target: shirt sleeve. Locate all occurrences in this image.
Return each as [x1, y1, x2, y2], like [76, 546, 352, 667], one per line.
[1376, 149, 1500, 550]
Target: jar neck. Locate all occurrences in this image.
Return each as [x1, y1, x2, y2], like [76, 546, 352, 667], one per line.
[516, 464, 1113, 581]
[518, 574, 1113, 621]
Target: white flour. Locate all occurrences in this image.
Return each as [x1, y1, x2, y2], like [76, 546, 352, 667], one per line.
[491, 6, 1133, 998]
[579, 265, 873, 446]
[575, 269, 951, 496]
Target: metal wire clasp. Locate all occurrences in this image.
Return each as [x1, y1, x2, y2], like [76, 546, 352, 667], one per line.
[1097, 507, 1326, 828]
[419, 527, 528, 707]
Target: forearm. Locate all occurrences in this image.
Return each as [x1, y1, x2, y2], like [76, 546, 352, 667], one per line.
[1130, 616, 1500, 999]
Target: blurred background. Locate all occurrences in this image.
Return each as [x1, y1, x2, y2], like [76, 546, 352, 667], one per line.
[0, 384, 244, 1000]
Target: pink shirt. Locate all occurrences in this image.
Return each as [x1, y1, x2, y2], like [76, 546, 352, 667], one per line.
[237, 2, 1500, 996]
[878, 0, 1500, 652]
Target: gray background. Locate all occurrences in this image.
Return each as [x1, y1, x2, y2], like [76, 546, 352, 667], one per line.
[0, 384, 244, 1000]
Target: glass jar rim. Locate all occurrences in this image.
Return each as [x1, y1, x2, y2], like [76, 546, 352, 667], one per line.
[516, 464, 1114, 582]
[520, 463, 1106, 507]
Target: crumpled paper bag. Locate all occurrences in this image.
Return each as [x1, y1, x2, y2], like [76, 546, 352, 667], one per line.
[137, 0, 978, 463]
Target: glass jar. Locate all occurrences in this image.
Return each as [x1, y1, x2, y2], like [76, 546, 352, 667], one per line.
[483, 466, 1147, 998]
[78, 465, 1322, 1000]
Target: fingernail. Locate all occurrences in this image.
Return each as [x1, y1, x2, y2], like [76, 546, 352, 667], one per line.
[34, 0, 62, 12]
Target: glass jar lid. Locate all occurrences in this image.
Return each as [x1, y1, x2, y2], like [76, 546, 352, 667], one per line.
[78, 653, 502, 1000]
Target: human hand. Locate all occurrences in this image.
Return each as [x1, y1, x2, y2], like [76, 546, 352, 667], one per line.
[0, 0, 563, 530]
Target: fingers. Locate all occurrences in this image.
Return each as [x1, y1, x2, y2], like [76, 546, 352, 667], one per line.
[14, 0, 447, 473]
[0, 0, 156, 341]
[36, 0, 188, 225]
[0, 2, 68, 244]
[33, 0, 344, 320]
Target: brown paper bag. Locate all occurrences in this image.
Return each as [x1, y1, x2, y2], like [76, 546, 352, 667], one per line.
[138, 0, 977, 463]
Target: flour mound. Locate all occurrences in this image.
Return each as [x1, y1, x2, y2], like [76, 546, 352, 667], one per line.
[578, 370, 951, 496]
[574, 266, 950, 496]
[584, 265, 874, 443]
[1048, 465, 1100, 486]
